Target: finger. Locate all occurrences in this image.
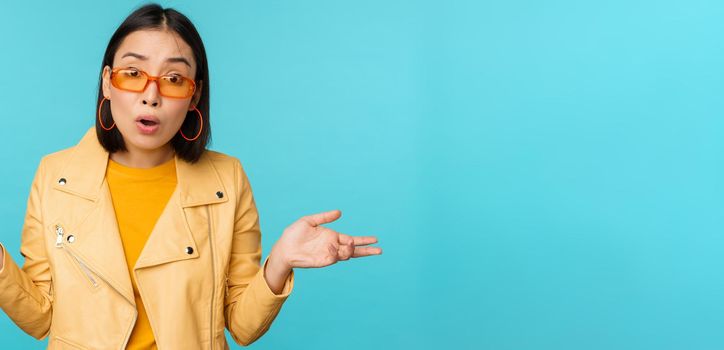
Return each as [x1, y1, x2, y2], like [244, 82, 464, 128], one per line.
[337, 233, 355, 261]
[352, 246, 383, 258]
[302, 209, 342, 227]
[335, 232, 377, 246]
[337, 242, 355, 261]
[352, 236, 378, 246]
[337, 233, 355, 245]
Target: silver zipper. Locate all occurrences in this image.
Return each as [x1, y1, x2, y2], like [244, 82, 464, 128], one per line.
[67, 251, 98, 287]
[55, 225, 98, 287]
[207, 206, 216, 350]
[55, 224, 64, 247]
[55, 223, 138, 349]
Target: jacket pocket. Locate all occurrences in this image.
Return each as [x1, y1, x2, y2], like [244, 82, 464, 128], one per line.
[49, 335, 92, 350]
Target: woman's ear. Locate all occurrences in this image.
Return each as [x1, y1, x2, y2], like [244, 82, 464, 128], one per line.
[190, 80, 203, 110]
[101, 65, 112, 99]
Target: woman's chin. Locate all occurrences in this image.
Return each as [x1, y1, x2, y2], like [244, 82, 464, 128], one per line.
[121, 131, 174, 152]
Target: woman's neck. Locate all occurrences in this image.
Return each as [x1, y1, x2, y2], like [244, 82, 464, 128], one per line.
[110, 144, 175, 169]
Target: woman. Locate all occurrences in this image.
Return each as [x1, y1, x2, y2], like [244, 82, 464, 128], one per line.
[0, 4, 382, 349]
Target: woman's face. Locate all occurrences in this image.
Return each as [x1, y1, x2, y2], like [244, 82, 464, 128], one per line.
[101, 29, 203, 153]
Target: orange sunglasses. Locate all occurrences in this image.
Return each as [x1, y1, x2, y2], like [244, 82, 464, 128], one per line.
[110, 67, 196, 99]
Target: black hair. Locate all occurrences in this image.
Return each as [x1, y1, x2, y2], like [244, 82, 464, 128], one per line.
[96, 3, 210, 163]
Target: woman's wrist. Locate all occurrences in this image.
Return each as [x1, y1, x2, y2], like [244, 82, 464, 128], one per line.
[267, 247, 292, 280]
[0, 244, 4, 270]
[268, 245, 292, 271]
[263, 247, 292, 295]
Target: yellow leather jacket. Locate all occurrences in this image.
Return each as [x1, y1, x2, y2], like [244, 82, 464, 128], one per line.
[0, 127, 294, 349]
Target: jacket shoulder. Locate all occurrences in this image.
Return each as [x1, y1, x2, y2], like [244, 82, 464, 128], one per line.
[39, 146, 76, 170]
[204, 150, 246, 173]
[204, 150, 239, 164]
[203, 151, 252, 193]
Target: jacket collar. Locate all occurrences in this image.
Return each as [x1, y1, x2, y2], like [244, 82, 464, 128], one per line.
[52, 127, 228, 207]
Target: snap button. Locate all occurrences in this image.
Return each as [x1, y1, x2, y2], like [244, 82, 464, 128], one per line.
[185, 246, 194, 254]
[67, 235, 75, 243]
[58, 178, 67, 185]
[215, 191, 224, 198]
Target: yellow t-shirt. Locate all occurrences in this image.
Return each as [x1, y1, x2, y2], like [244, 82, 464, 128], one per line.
[106, 156, 177, 350]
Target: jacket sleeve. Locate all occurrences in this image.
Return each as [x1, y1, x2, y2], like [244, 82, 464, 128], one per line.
[0, 159, 53, 340]
[224, 159, 294, 346]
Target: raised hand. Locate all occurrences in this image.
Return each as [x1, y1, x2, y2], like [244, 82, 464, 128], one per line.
[270, 209, 383, 269]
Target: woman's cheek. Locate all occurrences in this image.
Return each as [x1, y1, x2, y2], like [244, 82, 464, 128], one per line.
[165, 104, 191, 134]
[108, 92, 136, 126]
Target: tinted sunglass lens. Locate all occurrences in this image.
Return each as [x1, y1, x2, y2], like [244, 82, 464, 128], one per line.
[113, 69, 147, 91]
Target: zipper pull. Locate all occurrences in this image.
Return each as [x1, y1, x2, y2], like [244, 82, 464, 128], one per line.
[55, 225, 64, 247]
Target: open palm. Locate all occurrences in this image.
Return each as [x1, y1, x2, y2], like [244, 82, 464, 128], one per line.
[272, 210, 382, 268]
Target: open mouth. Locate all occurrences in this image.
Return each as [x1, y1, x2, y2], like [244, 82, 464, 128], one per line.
[136, 115, 160, 126]
[135, 115, 160, 133]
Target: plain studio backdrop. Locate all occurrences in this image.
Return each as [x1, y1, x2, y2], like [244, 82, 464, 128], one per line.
[1, 1, 724, 349]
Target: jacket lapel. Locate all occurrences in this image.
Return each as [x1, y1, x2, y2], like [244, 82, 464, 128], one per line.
[134, 153, 229, 269]
[50, 127, 229, 303]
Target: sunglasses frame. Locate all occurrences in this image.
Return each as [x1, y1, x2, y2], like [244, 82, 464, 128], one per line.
[110, 66, 197, 99]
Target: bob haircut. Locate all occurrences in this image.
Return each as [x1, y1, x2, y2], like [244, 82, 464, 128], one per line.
[96, 3, 210, 163]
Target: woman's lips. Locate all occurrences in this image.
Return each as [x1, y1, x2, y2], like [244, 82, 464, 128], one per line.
[136, 120, 159, 134]
[135, 115, 160, 134]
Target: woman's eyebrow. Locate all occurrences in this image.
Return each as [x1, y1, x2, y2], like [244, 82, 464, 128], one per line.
[121, 52, 192, 67]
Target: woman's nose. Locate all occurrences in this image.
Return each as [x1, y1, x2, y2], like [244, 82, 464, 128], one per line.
[142, 81, 160, 107]
[143, 99, 159, 107]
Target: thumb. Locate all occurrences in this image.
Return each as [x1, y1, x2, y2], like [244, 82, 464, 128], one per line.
[302, 209, 342, 227]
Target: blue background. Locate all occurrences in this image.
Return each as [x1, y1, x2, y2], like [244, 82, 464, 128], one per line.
[1, 0, 724, 349]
